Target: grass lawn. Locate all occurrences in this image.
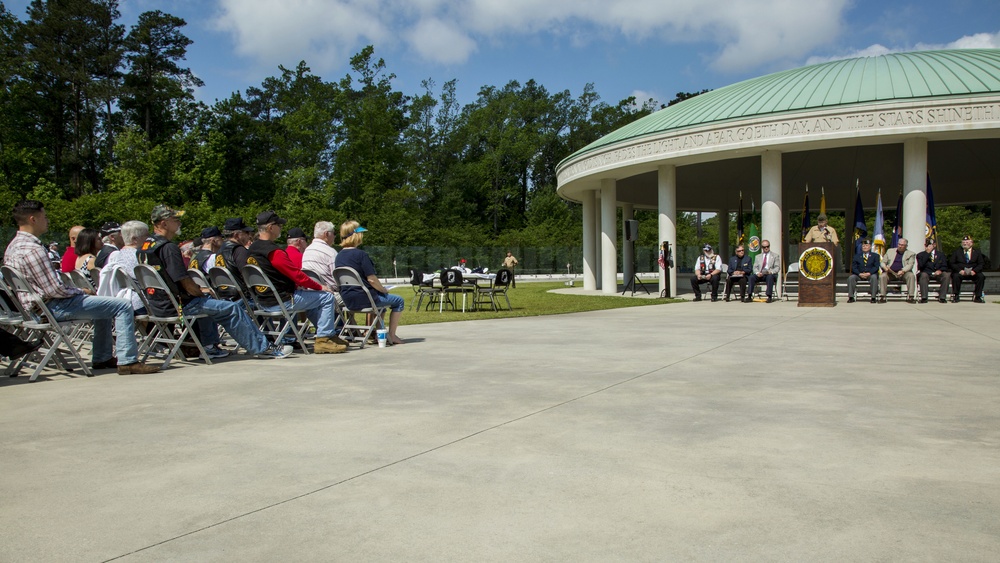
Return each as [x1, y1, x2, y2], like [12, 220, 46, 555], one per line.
[392, 281, 680, 326]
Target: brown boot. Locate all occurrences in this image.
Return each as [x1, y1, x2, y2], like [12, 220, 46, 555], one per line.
[313, 336, 347, 354]
[117, 362, 161, 375]
[331, 335, 350, 347]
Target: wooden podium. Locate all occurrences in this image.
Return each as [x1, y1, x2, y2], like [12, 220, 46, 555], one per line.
[797, 241, 837, 307]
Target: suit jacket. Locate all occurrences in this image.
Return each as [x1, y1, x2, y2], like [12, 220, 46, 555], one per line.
[916, 250, 948, 273]
[752, 251, 780, 276]
[852, 252, 880, 275]
[727, 254, 753, 276]
[880, 248, 916, 273]
[949, 247, 985, 274]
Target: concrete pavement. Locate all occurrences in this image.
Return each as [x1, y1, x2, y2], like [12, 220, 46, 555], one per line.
[2, 298, 999, 561]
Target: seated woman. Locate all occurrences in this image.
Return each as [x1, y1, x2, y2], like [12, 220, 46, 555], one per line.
[97, 220, 148, 313]
[74, 227, 103, 283]
[334, 220, 405, 345]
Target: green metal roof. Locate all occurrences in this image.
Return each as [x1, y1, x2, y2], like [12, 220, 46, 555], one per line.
[564, 49, 1000, 162]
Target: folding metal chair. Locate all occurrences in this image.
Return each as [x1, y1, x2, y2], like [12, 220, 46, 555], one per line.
[440, 269, 476, 312]
[409, 270, 442, 311]
[70, 269, 96, 291]
[332, 266, 387, 348]
[110, 267, 153, 356]
[473, 269, 513, 311]
[1, 266, 93, 381]
[133, 264, 212, 368]
[240, 264, 312, 354]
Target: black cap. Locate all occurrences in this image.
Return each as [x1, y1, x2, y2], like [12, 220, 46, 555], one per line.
[861, 238, 872, 245]
[201, 226, 222, 238]
[962, 235, 972, 241]
[256, 210, 287, 226]
[100, 221, 121, 236]
[223, 218, 254, 233]
[287, 227, 306, 239]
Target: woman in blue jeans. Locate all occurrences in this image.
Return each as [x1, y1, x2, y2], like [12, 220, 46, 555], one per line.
[334, 221, 405, 344]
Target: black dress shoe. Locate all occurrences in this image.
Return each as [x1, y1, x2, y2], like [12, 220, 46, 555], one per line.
[766, 296, 773, 303]
[870, 297, 877, 303]
[906, 297, 917, 304]
[951, 297, 960, 303]
[938, 298, 947, 303]
[693, 295, 702, 302]
[919, 299, 928, 303]
[6, 339, 42, 361]
[974, 297, 986, 303]
[711, 296, 718, 302]
[724, 295, 730, 302]
[93, 357, 118, 369]
[847, 297, 856, 303]
[878, 297, 887, 304]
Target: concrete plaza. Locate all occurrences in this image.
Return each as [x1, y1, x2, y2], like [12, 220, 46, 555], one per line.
[2, 298, 998, 561]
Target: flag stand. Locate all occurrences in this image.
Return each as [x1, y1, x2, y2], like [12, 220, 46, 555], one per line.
[658, 241, 672, 298]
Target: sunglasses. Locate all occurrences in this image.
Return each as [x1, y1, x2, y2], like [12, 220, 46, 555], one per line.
[761, 245, 770, 249]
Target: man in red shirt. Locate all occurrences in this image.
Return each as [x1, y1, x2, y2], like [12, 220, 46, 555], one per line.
[285, 227, 308, 269]
[60, 225, 83, 273]
[247, 211, 346, 354]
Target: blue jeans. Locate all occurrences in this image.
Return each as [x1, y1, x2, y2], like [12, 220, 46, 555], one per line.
[183, 297, 269, 355]
[261, 289, 337, 338]
[47, 294, 138, 364]
[375, 292, 405, 313]
[196, 318, 221, 347]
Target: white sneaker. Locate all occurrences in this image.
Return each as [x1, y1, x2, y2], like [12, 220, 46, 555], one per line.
[258, 344, 294, 359]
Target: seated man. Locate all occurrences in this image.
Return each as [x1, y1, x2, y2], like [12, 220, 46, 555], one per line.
[747, 240, 780, 303]
[847, 239, 880, 303]
[285, 227, 308, 269]
[214, 217, 254, 297]
[690, 244, 723, 301]
[190, 226, 223, 273]
[248, 211, 347, 353]
[948, 235, 986, 303]
[4, 200, 158, 374]
[301, 221, 339, 289]
[724, 245, 752, 302]
[878, 237, 917, 303]
[916, 239, 950, 303]
[94, 221, 123, 268]
[139, 205, 293, 360]
[60, 225, 83, 273]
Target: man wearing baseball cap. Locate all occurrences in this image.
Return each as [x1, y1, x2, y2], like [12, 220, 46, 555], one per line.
[690, 244, 723, 301]
[247, 211, 346, 354]
[190, 226, 223, 274]
[94, 221, 123, 268]
[139, 204, 293, 360]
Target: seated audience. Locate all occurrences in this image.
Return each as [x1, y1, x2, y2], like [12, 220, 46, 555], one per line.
[915, 239, 950, 303]
[4, 200, 158, 374]
[335, 220, 405, 345]
[248, 211, 346, 353]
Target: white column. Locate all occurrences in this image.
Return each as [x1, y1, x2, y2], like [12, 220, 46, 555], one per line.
[992, 201, 1000, 268]
[581, 190, 597, 290]
[658, 165, 677, 297]
[718, 208, 729, 259]
[903, 138, 928, 250]
[622, 203, 634, 284]
[761, 151, 784, 294]
[594, 192, 602, 289]
[601, 179, 618, 294]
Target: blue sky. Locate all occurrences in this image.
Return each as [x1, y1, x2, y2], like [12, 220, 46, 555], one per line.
[5, 0, 1000, 107]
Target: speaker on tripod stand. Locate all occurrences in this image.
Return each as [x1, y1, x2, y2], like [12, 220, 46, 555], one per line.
[621, 220, 649, 295]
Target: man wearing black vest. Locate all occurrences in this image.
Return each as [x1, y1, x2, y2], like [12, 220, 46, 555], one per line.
[247, 211, 346, 354]
[948, 235, 986, 303]
[190, 226, 223, 273]
[139, 205, 292, 360]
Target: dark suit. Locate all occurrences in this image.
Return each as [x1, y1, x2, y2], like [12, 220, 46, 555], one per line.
[948, 247, 986, 300]
[848, 251, 880, 299]
[916, 249, 950, 301]
[725, 254, 753, 300]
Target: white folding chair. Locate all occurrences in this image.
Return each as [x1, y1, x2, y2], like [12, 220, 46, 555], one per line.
[782, 263, 800, 301]
[133, 264, 212, 368]
[241, 264, 312, 355]
[332, 266, 387, 348]
[1, 266, 93, 380]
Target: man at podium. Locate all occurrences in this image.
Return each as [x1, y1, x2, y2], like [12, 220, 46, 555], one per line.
[803, 214, 839, 245]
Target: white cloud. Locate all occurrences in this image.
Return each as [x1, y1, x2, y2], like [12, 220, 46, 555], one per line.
[806, 31, 1000, 65]
[212, 0, 854, 72]
[404, 18, 477, 65]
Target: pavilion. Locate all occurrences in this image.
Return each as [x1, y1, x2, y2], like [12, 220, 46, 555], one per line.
[556, 49, 1000, 295]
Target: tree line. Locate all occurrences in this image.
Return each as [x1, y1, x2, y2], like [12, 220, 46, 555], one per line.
[0, 0, 680, 250]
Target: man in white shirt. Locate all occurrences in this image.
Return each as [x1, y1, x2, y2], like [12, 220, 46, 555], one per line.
[689, 244, 723, 301]
[301, 221, 339, 289]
